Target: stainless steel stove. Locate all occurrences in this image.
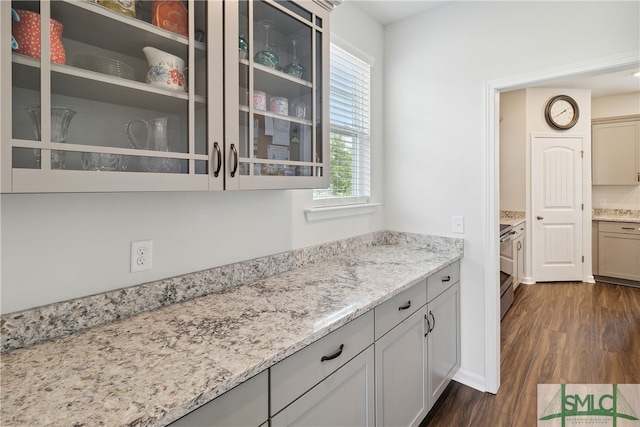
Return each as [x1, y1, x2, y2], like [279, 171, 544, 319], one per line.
[499, 224, 515, 320]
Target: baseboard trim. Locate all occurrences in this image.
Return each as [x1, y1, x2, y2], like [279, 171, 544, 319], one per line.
[452, 368, 487, 393]
[595, 275, 640, 288]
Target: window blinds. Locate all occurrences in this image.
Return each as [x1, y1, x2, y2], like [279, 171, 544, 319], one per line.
[314, 43, 371, 201]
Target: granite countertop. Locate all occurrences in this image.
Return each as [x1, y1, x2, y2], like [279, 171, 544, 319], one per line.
[500, 210, 525, 229]
[592, 209, 640, 224]
[592, 216, 640, 224]
[0, 239, 461, 426]
[501, 210, 640, 225]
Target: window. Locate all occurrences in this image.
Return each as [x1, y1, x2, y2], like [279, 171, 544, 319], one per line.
[313, 42, 371, 205]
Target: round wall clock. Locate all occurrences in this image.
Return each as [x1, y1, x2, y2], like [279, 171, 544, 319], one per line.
[544, 95, 579, 130]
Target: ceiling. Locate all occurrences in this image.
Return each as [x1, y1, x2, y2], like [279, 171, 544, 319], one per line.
[355, 0, 446, 26]
[351, 1, 640, 98]
[529, 69, 640, 98]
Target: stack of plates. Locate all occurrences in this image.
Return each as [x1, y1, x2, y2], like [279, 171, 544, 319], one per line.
[73, 55, 135, 80]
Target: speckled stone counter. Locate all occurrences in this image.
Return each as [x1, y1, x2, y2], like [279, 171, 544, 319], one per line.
[500, 210, 525, 228]
[0, 231, 462, 427]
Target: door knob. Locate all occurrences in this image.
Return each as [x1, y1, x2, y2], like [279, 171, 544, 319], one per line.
[537, 216, 544, 220]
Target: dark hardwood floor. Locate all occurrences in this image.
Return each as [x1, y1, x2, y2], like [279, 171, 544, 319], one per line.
[425, 281, 640, 427]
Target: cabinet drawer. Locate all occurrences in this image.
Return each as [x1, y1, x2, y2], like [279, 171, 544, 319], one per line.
[271, 346, 375, 427]
[512, 222, 525, 239]
[270, 310, 374, 416]
[427, 261, 460, 302]
[598, 221, 640, 235]
[374, 280, 426, 340]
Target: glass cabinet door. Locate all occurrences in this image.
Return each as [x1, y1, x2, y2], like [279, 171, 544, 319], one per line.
[2, 0, 223, 193]
[225, 0, 330, 190]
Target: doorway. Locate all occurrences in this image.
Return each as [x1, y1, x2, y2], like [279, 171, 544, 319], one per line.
[484, 51, 640, 394]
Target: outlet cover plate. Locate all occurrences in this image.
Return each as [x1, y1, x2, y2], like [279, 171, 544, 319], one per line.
[131, 240, 153, 273]
[452, 216, 464, 234]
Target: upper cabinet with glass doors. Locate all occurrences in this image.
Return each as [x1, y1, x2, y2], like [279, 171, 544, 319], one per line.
[224, 0, 331, 190]
[2, 0, 223, 193]
[1, 0, 332, 193]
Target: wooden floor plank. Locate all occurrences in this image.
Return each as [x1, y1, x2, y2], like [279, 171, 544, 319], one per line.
[424, 281, 640, 426]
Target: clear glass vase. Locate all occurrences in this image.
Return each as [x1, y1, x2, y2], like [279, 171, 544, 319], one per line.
[25, 105, 77, 169]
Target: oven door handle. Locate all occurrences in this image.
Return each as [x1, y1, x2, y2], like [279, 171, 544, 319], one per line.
[500, 230, 516, 243]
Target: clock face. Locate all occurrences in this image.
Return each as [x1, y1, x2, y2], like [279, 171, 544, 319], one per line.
[545, 95, 579, 130]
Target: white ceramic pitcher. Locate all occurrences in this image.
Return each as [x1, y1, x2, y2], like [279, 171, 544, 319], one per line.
[143, 46, 186, 92]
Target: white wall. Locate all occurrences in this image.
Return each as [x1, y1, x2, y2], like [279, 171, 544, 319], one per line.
[499, 89, 526, 212]
[383, 1, 638, 391]
[0, 1, 385, 314]
[592, 92, 640, 211]
[592, 92, 640, 119]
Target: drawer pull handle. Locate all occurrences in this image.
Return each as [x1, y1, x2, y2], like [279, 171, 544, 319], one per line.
[213, 142, 222, 177]
[429, 311, 436, 333]
[424, 314, 431, 337]
[398, 301, 412, 311]
[621, 227, 636, 230]
[321, 344, 344, 362]
[230, 143, 238, 177]
[442, 275, 451, 282]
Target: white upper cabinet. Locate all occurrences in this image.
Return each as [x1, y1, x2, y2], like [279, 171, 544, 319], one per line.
[1, 0, 330, 193]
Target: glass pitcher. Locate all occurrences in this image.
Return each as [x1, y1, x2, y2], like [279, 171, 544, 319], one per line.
[126, 117, 181, 173]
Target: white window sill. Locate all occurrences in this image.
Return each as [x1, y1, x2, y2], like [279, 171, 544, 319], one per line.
[304, 203, 382, 222]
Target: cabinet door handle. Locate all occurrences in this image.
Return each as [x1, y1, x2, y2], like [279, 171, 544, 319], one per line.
[424, 314, 431, 337]
[398, 301, 411, 311]
[230, 144, 238, 177]
[441, 275, 451, 282]
[213, 142, 222, 177]
[429, 311, 435, 333]
[321, 344, 344, 362]
[517, 241, 522, 250]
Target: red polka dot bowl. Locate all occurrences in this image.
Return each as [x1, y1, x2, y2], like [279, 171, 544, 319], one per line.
[12, 10, 66, 64]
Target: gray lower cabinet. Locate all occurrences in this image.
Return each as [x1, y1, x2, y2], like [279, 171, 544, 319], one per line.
[593, 221, 599, 275]
[169, 370, 268, 427]
[375, 261, 461, 427]
[426, 281, 461, 408]
[271, 346, 376, 427]
[511, 222, 525, 289]
[375, 306, 429, 427]
[598, 221, 640, 281]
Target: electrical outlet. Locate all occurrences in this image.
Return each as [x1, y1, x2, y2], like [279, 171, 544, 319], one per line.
[131, 240, 152, 273]
[452, 216, 464, 234]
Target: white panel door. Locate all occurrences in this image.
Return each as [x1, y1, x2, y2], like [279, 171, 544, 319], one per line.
[531, 136, 583, 282]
